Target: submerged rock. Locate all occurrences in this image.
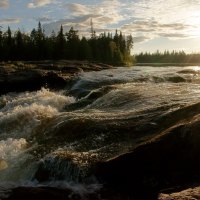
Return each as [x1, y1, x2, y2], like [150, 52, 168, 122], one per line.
[95, 113, 200, 199]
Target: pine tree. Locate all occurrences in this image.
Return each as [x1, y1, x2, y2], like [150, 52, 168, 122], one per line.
[55, 25, 66, 59]
[78, 37, 92, 60]
[14, 29, 24, 60]
[66, 27, 80, 59]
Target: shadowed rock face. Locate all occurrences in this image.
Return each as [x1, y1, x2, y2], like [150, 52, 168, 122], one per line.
[2, 186, 98, 200]
[1, 186, 131, 200]
[0, 70, 68, 94]
[95, 114, 200, 199]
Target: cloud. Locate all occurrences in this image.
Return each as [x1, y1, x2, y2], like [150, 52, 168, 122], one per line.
[0, 18, 20, 24]
[120, 19, 193, 42]
[43, 15, 98, 35]
[44, 0, 124, 36]
[28, 0, 54, 8]
[0, 0, 9, 9]
[65, 1, 124, 26]
[66, 3, 91, 16]
[41, 0, 200, 44]
[133, 36, 150, 43]
[158, 33, 188, 38]
[35, 16, 52, 22]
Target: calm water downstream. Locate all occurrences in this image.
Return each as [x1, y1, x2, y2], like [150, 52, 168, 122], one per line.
[0, 66, 200, 198]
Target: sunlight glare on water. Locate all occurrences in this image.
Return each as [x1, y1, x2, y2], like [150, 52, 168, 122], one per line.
[192, 66, 200, 71]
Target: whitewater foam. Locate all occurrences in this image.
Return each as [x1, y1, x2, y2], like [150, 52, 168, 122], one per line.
[0, 138, 27, 160]
[0, 88, 75, 112]
[0, 88, 76, 138]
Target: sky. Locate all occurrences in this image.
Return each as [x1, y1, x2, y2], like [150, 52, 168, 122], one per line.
[1, 0, 200, 53]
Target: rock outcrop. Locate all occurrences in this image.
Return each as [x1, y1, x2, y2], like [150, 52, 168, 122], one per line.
[95, 113, 200, 199]
[0, 61, 113, 95]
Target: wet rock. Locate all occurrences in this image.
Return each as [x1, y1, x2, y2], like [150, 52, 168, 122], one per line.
[2, 185, 133, 200]
[166, 75, 186, 83]
[177, 69, 200, 74]
[0, 69, 68, 94]
[158, 186, 200, 200]
[65, 86, 115, 110]
[0, 160, 8, 170]
[34, 154, 83, 183]
[95, 114, 200, 199]
[0, 61, 113, 95]
[3, 186, 96, 200]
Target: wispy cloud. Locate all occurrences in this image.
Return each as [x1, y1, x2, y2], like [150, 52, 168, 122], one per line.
[133, 36, 150, 43]
[158, 33, 188, 38]
[66, 3, 91, 16]
[28, 0, 54, 8]
[119, 0, 200, 41]
[0, 0, 9, 9]
[0, 18, 20, 24]
[35, 16, 52, 22]
[66, 0, 124, 25]
[121, 20, 192, 40]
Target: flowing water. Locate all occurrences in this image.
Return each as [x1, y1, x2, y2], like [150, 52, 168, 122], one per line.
[0, 66, 200, 198]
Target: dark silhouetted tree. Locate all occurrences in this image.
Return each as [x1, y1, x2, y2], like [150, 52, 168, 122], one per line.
[0, 23, 135, 65]
[66, 27, 80, 59]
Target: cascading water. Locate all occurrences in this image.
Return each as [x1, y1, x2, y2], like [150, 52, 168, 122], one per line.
[1, 66, 200, 199]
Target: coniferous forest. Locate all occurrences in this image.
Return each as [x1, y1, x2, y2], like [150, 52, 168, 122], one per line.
[135, 50, 200, 64]
[0, 22, 134, 65]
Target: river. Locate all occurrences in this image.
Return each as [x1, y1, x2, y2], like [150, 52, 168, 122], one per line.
[0, 66, 200, 199]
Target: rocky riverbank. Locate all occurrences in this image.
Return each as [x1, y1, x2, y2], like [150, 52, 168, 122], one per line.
[0, 60, 113, 95]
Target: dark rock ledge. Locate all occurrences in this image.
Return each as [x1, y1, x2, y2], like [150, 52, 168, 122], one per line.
[95, 113, 200, 199]
[0, 60, 113, 95]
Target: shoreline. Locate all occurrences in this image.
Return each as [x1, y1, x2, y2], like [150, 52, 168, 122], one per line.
[136, 62, 200, 66]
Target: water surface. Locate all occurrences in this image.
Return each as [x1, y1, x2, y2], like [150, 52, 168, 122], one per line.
[0, 66, 200, 197]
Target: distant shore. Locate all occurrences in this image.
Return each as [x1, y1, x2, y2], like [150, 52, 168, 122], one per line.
[136, 62, 200, 66]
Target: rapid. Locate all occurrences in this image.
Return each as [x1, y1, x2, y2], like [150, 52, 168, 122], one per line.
[0, 66, 200, 199]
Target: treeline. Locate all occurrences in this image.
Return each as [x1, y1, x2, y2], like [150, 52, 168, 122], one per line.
[0, 22, 133, 65]
[136, 50, 200, 63]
